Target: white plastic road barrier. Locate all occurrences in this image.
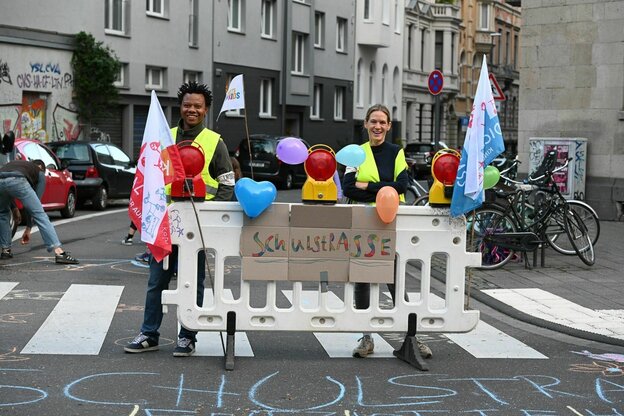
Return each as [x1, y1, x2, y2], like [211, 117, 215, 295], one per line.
[162, 201, 480, 370]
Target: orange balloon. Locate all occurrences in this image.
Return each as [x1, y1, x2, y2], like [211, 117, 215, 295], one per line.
[375, 186, 400, 224]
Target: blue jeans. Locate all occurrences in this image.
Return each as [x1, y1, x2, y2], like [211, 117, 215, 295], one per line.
[0, 176, 61, 252]
[140, 245, 206, 342]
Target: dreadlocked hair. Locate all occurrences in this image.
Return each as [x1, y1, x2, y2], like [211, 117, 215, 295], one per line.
[177, 81, 213, 107]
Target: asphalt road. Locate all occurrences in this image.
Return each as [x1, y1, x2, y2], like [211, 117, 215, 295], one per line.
[1, 192, 622, 415]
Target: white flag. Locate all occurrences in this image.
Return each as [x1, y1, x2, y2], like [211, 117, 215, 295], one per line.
[218, 74, 245, 119]
[450, 56, 505, 217]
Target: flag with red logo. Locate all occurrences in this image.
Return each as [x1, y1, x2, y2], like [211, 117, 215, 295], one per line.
[129, 91, 186, 262]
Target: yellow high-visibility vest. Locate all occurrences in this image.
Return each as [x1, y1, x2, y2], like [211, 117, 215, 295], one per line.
[355, 142, 407, 203]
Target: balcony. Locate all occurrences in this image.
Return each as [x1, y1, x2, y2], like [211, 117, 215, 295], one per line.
[357, 20, 391, 48]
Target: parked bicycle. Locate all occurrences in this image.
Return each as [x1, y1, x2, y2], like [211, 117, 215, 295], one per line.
[466, 151, 595, 269]
[489, 156, 600, 252]
[404, 158, 430, 205]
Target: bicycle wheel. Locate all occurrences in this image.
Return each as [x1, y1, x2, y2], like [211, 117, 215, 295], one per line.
[404, 187, 419, 205]
[547, 201, 600, 255]
[563, 208, 595, 266]
[414, 194, 429, 206]
[466, 208, 518, 270]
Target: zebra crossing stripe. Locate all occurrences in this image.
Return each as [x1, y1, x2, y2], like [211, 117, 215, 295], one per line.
[178, 289, 254, 357]
[482, 288, 624, 340]
[0, 282, 18, 299]
[21, 284, 123, 355]
[281, 290, 396, 358]
[382, 291, 548, 359]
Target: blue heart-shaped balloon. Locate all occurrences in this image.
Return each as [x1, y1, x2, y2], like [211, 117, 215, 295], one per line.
[235, 178, 277, 218]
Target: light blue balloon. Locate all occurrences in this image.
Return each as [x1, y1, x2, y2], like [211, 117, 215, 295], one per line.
[336, 144, 366, 167]
[235, 178, 277, 218]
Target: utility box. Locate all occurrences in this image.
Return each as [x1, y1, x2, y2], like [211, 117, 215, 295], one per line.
[528, 138, 588, 200]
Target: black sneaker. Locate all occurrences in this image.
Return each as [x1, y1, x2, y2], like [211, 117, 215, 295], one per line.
[121, 237, 134, 246]
[173, 337, 195, 357]
[0, 248, 12, 260]
[55, 251, 79, 264]
[124, 333, 159, 353]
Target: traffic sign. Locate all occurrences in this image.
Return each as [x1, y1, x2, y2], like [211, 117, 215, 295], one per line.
[489, 73, 506, 101]
[428, 70, 444, 96]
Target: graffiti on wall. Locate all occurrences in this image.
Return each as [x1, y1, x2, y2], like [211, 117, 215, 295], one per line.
[0, 103, 20, 135]
[19, 95, 47, 141]
[0, 59, 12, 85]
[52, 104, 81, 141]
[16, 61, 73, 90]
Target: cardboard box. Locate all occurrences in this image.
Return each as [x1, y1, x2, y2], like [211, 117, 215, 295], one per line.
[243, 203, 290, 227]
[289, 228, 351, 259]
[288, 257, 349, 282]
[290, 205, 352, 229]
[348, 259, 395, 283]
[241, 256, 289, 281]
[240, 226, 290, 257]
[351, 205, 396, 230]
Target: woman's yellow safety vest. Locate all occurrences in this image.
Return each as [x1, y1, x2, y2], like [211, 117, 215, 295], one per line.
[355, 142, 407, 203]
[167, 127, 221, 201]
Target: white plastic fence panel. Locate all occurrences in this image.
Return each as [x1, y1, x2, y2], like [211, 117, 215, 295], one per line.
[162, 202, 480, 334]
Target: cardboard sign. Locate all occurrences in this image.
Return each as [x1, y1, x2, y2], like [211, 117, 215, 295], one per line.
[239, 204, 396, 283]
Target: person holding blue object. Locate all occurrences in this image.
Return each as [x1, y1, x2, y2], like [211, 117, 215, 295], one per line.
[342, 104, 432, 359]
[124, 81, 234, 357]
[0, 159, 78, 264]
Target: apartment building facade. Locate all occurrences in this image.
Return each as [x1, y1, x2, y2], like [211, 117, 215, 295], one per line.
[403, 0, 462, 149]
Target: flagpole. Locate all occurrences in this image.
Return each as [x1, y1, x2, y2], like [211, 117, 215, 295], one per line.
[241, 77, 254, 181]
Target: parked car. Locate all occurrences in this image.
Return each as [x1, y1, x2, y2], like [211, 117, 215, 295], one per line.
[0, 138, 78, 236]
[48, 141, 135, 210]
[235, 135, 309, 189]
[404, 141, 448, 177]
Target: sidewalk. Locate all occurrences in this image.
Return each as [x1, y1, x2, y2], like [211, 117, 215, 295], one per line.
[469, 220, 624, 345]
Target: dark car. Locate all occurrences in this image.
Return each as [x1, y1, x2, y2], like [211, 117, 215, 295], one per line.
[0, 138, 78, 236]
[235, 135, 309, 189]
[404, 141, 448, 177]
[48, 141, 135, 210]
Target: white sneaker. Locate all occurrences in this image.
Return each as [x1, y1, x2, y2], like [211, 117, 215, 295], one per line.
[352, 335, 375, 358]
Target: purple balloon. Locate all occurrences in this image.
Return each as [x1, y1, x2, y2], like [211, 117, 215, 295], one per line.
[276, 137, 308, 164]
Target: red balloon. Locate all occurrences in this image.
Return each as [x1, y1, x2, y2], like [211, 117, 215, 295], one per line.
[375, 186, 399, 224]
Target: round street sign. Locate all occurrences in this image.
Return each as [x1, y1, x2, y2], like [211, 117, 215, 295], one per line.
[428, 70, 444, 96]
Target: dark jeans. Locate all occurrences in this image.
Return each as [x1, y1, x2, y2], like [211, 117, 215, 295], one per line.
[140, 245, 206, 342]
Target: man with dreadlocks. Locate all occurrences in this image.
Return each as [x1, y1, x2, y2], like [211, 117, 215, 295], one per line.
[125, 82, 234, 357]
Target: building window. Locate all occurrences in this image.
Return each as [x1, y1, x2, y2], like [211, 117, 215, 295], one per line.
[505, 30, 510, 65]
[407, 24, 413, 69]
[314, 12, 325, 48]
[228, 0, 244, 32]
[513, 33, 519, 69]
[336, 18, 347, 53]
[334, 87, 345, 120]
[382, 0, 390, 25]
[259, 78, 273, 116]
[105, 0, 127, 34]
[146, 0, 165, 17]
[363, 0, 372, 20]
[435, 31, 443, 71]
[450, 33, 455, 74]
[292, 33, 305, 74]
[479, 3, 490, 31]
[114, 63, 128, 88]
[394, 0, 401, 33]
[188, 0, 198, 47]
[145, 66, 165, 90]
[420, 28, 426, 71]
[381, 65, 388, 105]
[310, 84, 322, 119]
[261, 0, 275, 38]
[356, 59, 363, 107]
[183, 70, 202, 84]
[368, 63, 374, 105]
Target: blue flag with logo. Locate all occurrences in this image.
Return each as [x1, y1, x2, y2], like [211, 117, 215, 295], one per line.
[450, 57, 505, 217]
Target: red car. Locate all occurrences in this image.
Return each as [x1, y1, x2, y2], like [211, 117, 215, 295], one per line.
[1, 138, 77, 236]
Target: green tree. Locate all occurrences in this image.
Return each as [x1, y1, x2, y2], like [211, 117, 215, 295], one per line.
[71, 32, 120, 125]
